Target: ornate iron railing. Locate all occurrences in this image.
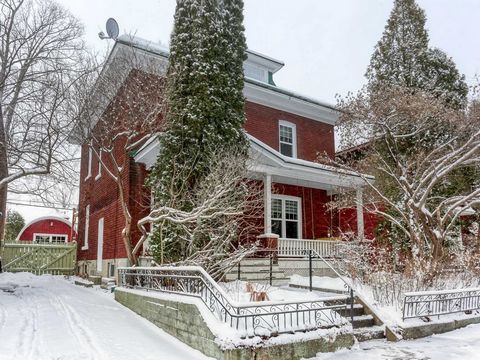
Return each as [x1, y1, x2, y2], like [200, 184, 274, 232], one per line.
[278, 238, 340, 258]
[402, 288, 480, 320]
[118, 266, 348, 337]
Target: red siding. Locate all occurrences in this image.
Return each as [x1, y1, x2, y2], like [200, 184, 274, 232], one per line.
[272, 183, 335, 239]
[19, 219, 74, 242]
[338, 207, 378, 240]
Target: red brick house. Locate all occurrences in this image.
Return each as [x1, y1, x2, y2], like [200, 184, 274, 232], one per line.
[76, 35, 371, 277]
[16, 216, 76, 243]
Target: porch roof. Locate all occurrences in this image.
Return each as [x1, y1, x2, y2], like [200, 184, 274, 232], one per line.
[247, 135, 371, 191]
[134, 134, 372, 191]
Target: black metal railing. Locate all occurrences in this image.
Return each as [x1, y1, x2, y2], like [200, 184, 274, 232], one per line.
[402, 288, 480, 320]
[118, 266, 348, 337]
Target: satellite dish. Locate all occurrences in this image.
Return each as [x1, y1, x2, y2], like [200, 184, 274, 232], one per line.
[106, 18, 119, 40]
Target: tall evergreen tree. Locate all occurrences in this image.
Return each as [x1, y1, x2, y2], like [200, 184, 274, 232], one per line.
[148, 0, 248, 263]
[366, 0, 468, 109]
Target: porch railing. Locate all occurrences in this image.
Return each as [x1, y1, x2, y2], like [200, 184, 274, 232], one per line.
[118, 266, 348, 337]
[402, 288, 480, 320]
[278, 238, 340, 258]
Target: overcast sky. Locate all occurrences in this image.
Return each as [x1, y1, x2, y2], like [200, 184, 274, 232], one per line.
[10, 0, 480, 222]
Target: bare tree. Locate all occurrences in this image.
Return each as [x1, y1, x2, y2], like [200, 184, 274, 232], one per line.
[76, 38, 167, 266]
[330, 86, 480, 271]
[0, 0, 95, 236]
[137, 148, 263, 280]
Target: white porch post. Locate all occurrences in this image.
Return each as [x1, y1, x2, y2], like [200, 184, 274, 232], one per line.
[356, 187, 364, 240]
[264, 173, 272, 234]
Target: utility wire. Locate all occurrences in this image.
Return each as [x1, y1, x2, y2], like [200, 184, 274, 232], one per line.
[6, 201, 74, 211]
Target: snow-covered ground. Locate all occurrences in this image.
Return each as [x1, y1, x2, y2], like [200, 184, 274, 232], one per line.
[309, 323, 480, 360]
[0, 272, 210, 360]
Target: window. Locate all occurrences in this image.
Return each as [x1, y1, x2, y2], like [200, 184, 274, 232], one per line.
[85, 147, 92, 180]
[271, 196, 301, 239]
[244, 63, 267, 82]
[34, 234, 68, 243]
[82, 205, 90, 250]
[95, 151, 102, 181]
[279, 121, 296, 158]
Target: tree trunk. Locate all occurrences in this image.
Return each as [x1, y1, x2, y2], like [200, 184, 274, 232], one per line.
[0, 106, 8, 241]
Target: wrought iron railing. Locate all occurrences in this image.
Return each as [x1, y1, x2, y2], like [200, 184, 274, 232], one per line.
[118, 266, 348, 337]
[278, 238, 340, 258]
[402, 288, 480, 320]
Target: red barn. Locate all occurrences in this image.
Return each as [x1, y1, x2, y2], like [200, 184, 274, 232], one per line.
[16, 216, 76, 244]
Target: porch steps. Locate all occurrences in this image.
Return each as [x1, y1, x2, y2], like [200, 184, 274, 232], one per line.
[224, 258, 290, 286]
[296, 284, 386, 342]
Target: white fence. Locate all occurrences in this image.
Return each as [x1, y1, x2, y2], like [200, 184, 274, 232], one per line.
[278, 238, 340, 258]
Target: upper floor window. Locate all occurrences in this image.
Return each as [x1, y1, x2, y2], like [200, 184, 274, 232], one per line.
[279, 120, 297, 158]
[244, 63, 267, 83]
[85, 147, 92, 180]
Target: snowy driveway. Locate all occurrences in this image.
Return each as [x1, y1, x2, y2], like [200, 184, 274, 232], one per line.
[0, 272, 210, 360]
[310, 323, 480, 360]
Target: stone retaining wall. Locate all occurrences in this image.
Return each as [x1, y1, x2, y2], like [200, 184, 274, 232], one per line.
[115, 288, 354, 360]
[400, 315, 480, 340]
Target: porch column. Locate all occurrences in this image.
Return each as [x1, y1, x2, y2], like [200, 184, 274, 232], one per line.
[264, 173, 272, 234]
[356, 187, 365, 240]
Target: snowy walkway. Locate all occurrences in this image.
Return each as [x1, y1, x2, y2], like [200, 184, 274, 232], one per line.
[310, 323, 480, 360]
[0, 272, 210, 360]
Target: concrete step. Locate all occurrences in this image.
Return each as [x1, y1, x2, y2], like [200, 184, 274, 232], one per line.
[352, 314, 375, 328]
[237, 259, 273, 266]
[289, 283, 348, 295]
[231, 277, 291, 286]
[334, 304, 365, 318]
[226, 272, 289, 282]
[231, 264, 281, 272]
[353, 326, 386, 341]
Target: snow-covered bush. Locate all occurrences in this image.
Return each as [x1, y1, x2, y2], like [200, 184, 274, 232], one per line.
[335, 241, 480, 310]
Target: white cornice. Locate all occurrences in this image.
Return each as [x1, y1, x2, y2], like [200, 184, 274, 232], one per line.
[244, 82, 338, 125]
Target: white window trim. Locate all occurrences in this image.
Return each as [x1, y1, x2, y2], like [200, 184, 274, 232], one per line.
[95, 151, 102, 181]
[97, 217, 104, 273]
[33, 233, 68, 243]
[271, 194, 302, 239]
[278, 120, 297, 158]
[82, 205, 90, 250]
[85, 147, 92, 181]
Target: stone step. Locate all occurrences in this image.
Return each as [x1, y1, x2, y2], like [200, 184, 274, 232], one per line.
[353, 326, 386, 341]
[352, 314, 375, 328]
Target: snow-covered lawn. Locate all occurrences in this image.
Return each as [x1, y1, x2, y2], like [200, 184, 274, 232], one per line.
[309, 323, 480, 360]
[0, 272, 210, 360]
